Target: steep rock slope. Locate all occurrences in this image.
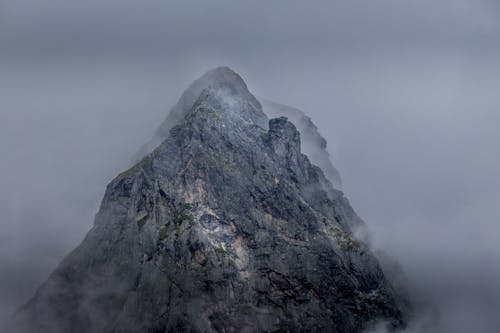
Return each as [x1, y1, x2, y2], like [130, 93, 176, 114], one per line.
[7, 67, 407, 333]
[261, 100, 342, 189]
[133, 69, 341, 190]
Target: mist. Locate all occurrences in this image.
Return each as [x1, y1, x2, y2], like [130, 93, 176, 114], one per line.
[1, 1, 500, 331]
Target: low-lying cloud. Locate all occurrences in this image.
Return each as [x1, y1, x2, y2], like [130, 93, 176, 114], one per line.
[1, 1, 500, 331]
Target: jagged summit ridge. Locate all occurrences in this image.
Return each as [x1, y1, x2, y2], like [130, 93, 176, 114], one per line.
[195, 66, 249, 92]
[165, 66, 264, 128]
[262, 100, 342, 188]
[7, 67, 409, 333]
[135, 67, 342, 189]
[133, 67, 265, 161]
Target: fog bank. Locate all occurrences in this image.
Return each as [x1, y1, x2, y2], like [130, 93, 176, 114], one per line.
[1, 1, 500, 331]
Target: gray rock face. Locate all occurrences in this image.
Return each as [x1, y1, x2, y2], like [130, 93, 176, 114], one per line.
[132, 67, 265, 163]
[133, 68, 342, 192]
[261, 100, 342, 189]
[7, 67, 408, 333]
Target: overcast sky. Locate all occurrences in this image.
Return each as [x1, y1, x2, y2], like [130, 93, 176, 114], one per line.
[1, 1, 500, 331]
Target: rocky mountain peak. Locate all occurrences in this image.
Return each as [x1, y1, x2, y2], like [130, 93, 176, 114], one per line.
[168, 66, 264, 127]
[195, 66, 248, 91]
[133, 67, 265, 161]
[7, 67, 410, 333]
[134, 69, 342, 191]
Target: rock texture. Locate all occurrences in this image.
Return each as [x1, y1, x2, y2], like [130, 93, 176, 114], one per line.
[261, 100, 342, 189]
[134, 70, 342, 190]
[7, 67, 408, 333]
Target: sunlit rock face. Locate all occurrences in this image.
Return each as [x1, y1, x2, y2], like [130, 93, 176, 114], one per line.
[7, 67, 409, 333]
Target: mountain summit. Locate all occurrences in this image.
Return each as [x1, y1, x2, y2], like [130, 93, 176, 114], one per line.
[7, 67, 408, 332]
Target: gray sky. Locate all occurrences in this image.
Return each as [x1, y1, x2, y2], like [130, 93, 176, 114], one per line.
[1, 1, 500, 331]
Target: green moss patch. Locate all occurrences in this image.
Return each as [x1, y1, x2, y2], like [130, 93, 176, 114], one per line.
[136, 212, 149, 229]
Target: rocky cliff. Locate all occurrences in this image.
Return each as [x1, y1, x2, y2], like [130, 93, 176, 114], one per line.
[7, 67, 408, 333]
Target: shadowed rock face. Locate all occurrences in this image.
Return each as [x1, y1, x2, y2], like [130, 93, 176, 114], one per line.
[261, 100, 342, 189]
[133, 68, 342, 191]
[6, 67, 408, 333]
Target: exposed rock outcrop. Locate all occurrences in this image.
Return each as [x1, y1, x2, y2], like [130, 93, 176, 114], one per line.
[7, 67, 408, 333]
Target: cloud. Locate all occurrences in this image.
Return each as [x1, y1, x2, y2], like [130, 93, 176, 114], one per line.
[1, 1, 500, 331]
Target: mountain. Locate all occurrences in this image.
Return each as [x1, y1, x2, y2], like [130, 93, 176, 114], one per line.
[133, 70, 342, 189]
[6, 67, 409, 333]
